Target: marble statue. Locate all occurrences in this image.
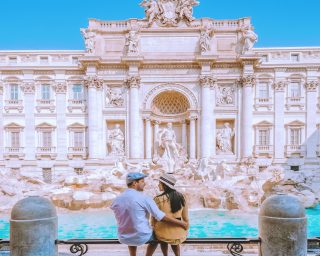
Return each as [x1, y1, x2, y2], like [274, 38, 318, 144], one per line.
[241, 25, 258, 54]
[197, 158, 215, 182]
[154, 122, 186, 173]
[80, 28, 95, 54]
[125, 31, 139, 54]
[216, 122, 235, 154]
[140, 0, 160, 25]
[107, 124, 125, 155]
[177, 0, 199, 23]
[199, 30, 211, 53]
[105, 87, 124, 107]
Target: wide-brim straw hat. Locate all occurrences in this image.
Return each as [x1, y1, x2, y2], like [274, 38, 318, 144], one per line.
[159, 173, 177, 189]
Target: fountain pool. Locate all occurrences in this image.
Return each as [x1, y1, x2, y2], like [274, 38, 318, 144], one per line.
[1, 206, 319, 239]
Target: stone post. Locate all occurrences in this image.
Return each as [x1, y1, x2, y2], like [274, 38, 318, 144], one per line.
[10, 196, 58, 256]
[189, 117, 197, 159]
[126, 75, 142, 159]
[200, 75, 214, 158]
[273, 80, 286, 161]
[305, 80, 319, 159]
[85, 75, 103, 159]
[22, 82, 36, 160]
[240, 75, 255, 158]
[54, 82, 68, 160]
[145, 118, 152, 159]
[259, 194, 307, 256]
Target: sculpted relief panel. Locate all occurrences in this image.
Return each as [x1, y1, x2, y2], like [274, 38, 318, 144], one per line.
[216, 85, 236, 106]
[105, 86, 125, 108]
[216, 121, 235, 155]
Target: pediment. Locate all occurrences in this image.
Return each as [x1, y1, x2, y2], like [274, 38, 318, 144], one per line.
[4, 122, 24, 129]
[36, 122, 56, 128]
[68, 122, 86, 129]
[285, 120, 305, 127]
[254, 121, 273, 127]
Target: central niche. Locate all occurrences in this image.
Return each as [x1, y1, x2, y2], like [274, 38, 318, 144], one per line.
[151, 91, 190, 116]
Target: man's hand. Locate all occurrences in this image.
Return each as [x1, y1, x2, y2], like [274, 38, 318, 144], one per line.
[180, 220, 189, 230]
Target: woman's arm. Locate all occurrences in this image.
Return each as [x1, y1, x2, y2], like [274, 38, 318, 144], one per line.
[161, 215, 188, 230]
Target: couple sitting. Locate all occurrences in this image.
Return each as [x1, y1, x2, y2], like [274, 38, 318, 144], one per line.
[111, 172, 189, 256]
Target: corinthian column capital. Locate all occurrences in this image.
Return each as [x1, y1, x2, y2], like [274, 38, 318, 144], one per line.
[239, 75, 256, 87]
[125, 75, 141, 89]
[199, 75, 216, 88]
[84, 75, 103, 90]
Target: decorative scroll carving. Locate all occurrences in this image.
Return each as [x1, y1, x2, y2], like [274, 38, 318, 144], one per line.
[84, 76, 103, 89]
[216, 86, 235, 106]
[21, 83, 35, 94]
[140, 0, 199, 27]
[273, 81, 287, 91]
[54, 82, 67, 93]
[305, 81, 319, 91]
[105, 86, 125, 107]
[125, 75, 141, 89]
[199, 75, 216, 88]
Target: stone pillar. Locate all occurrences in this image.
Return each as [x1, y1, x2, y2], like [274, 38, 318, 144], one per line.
[181, 120, 187, 150]
[145, 118, 152, 159]
[273, 80, 286, 161]
[85, 76, 103, 159]
[54, 82, 68, 160]
[200, 75, 214, 158]
[22, 82, 36, 160]
[96, 82, 105, 158]
[240, 75, 255, 158]
[0, 83, 3, 160]
[189, 117, 197, 159]
[126, 75, 142, 159]
[211, 84, 217, 156]
[259, 194, 307, 256]
[305, 81, 319, 159]
[10, 196, 58, 256]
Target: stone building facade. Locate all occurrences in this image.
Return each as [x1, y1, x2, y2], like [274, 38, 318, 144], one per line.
[0, 1, 320, 176]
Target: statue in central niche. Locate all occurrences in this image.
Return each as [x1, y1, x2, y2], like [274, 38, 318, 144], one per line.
[153, 122, 187, 173]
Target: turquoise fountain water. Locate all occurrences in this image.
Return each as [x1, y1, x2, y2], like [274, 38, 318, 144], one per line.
[1, 206, 319, 239]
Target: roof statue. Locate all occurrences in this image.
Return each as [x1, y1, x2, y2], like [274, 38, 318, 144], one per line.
[140, 0, 199, 27]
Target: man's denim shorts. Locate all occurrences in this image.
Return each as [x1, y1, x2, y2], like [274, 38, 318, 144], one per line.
[146, 233, 158, 245]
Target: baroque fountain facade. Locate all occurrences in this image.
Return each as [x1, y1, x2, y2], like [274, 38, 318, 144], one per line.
[0, 0, 320, 212]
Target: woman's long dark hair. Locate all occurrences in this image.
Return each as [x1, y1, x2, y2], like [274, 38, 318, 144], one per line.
[157, 182, 185, 213]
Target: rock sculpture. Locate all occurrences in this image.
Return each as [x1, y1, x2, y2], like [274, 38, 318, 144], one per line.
[241, 25, 258, 54]
[125, 31, 139, 54]
[80, 28, 95, 54]
[216, 122, 235, 154]
[105, 87, 125, 107]
[199, 30, 211, 53]
[217, 86, 234, 106]
[107, 124, 125, 156]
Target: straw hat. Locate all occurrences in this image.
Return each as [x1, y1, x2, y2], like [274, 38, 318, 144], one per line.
[159, 173, 177, 189]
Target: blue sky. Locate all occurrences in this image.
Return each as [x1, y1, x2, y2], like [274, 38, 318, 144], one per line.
[0, 0, 319, 50]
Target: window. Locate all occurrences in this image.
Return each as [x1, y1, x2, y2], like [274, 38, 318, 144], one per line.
[72, 84, 83, 100]
[40, 56, 48, 64]
[261, 55, 268, 62]
[258, 129, 269, 146]
[258, 83, 269, 98]
[290, 83, 300, 97]
[41, 84, 50, 100]
[290, 166, 300, 172]
[290, 128, 301, 145]
[10, 84, 19, 100]
[42, 132, 52, 147]
[9, 57, 17, 63]
[74, 132, 84, 147]
[11, 132, 20, 148]
[291, 54, 300, 62]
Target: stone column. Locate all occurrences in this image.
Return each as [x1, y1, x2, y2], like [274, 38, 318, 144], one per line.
[126, 75, 142, 159]
[22, 82, 36, 160]
[317, 124, 320, 155]
[240, 75, 255, 158]
[181, 120, 187, 150]
[211, 81, 217, 156]
[95, 82, 105, 158]
[305, 81, 319, 159]
[145, 118, 152, 159]
[0, 83, 3, 160]
[54, 82, 68, 160]
[200, 75, 214, 158]
[189, 117, 197, 159]
[273, 80, 286, 161]
[85, 76, 103, 159]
